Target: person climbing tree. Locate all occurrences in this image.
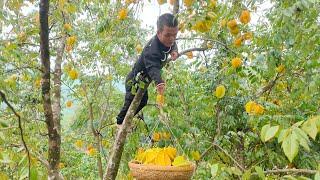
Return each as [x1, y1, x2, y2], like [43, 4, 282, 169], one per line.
[116, 13, 179, 127]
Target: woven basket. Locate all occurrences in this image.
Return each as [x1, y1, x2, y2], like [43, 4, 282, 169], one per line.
[128, 161, 195, 180]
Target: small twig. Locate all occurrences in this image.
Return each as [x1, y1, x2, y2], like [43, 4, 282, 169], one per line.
[213, 142, 245, 172]
[252, 168, 317, 175]
[99, 122, 116, 131]
[176, 37, 237, 55]
[0, 90, 31, 178]
[5, 65, 43, 73]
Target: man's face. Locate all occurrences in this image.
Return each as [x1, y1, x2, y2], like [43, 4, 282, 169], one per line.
[157, 25, 179, 48]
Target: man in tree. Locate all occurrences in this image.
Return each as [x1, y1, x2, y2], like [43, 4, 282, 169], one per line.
[116, 13, 179, 127]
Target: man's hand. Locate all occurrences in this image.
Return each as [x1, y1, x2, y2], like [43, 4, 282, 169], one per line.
[156, 83, 165, 95]
[170, 51, 179, 61]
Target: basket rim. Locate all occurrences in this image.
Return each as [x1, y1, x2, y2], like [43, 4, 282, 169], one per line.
[128, 161, 195, 172]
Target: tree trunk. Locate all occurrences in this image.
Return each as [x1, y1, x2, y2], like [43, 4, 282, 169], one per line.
[104, 85, 149, 180]
[39, 0, 62, 179]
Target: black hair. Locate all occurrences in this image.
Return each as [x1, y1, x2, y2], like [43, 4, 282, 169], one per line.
[157, 13, 178, 32]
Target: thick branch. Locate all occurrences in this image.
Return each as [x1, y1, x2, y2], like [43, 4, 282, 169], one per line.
[104, 84, 149, 180]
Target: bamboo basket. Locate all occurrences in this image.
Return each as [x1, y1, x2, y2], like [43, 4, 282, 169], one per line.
[128, 161, 195, 180]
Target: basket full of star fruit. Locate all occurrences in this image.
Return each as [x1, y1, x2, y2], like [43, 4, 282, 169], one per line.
[128, 146, 195, 180]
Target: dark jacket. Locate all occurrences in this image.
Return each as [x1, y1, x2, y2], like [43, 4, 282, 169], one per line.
[127, 35, 177, 85]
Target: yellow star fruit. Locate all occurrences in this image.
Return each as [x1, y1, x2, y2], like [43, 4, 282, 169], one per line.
[227, 19, 237, 29]
[58, 163, 65, 169]
[234, 37, 242, 47]
[209, 0, 217, 8]
[186, 51, 193, 59]
[245, 101, 265, 115]
[240, 10, 251, 24]
[34, 78, 41, 88]
[161, 132, 171, 140]
[253, 104, 264, 115]
[136, 44, 143, 54]
[118, 8, 128, 20]
[154, 150, 171, 166]
[152, 132, 161, 142]
[172, 156, 191, 167]
[66, 36, 76, 46]
[230, 27, 240, 36]
[245, 101, 255, 113]
[75, 140, 83, 148]
[66, 100, 72, 108]
[68, 69, 79, 80]
[144, 148, 160, 164]
[231, 57, 242, 68]
[276, 64, 285, 73]
[191, 151, 201, 161]
[135, 148, 146, 163]
[87, 147, 96, 156]
[192, 20, 211, 33]
[164, 147, 177, 160]
[64, 23, 72, 31]
[215, 85, 226, 99]
[242, 32, 253, 40]
[184, 0, 194, 8]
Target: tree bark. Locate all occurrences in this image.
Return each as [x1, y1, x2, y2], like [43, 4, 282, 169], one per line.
[39, 0, 62, 179]
[104, 84, 149, 180]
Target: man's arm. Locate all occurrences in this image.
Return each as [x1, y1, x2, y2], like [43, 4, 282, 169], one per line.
[144, 52, 164, 85]
[144, 53, 166, 95]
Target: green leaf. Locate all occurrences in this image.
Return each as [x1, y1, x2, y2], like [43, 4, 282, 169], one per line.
[260, 124, 270, 142]
[315, 171, 320, 180]
[30, 167, 38, 180]
[254, 166, 265, 179]
[241, 170, 251, 180]
[0, 172, 9, 180]
[302, 118, 318, 140]
[210, 163, 219, 178]
[293, 128, 310, 152]
[230, 166, 242, 176]
[265, 125, 279, 142]
[278, 129, 290, 143]
[296, 176, 311, 180]
[0, 120, 8, 127]
[282, 133, 299, 162]
[283, 175, 298, 180]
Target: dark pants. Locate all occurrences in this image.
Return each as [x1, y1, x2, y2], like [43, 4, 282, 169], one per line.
[116, 73, 148, 125]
